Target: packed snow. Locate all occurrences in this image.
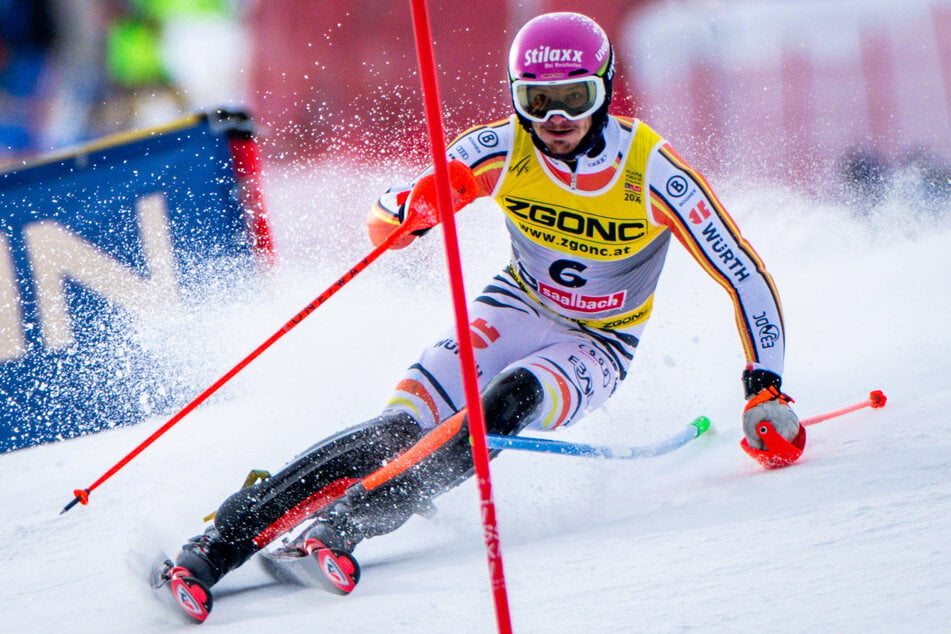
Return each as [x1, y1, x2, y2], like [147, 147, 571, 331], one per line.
[1, 159, 948, 632]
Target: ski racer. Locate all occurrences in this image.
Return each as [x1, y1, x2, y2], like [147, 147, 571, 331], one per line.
[163, 11, 803, 610]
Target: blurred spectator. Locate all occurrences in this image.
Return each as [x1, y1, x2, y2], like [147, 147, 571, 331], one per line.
[157, 0, 250, 111]
[99, 0, 250, 132]
[98, 0, 186, 130]
[838, 146, 951, 217]
[41, 0, 110, 150]
[839, 147, 890, 206]
[0, 0, 251, 163]
[896, 150, 951, 213]
[0, 0, 57, 158]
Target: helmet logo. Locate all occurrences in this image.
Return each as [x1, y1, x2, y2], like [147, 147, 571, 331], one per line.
[523, 46, 583, 66]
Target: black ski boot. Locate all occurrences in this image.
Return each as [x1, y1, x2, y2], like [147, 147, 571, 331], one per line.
[174, 526, 256, 588]
[299, 511, 364, 553]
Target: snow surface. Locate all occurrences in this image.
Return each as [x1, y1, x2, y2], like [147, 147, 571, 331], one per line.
[2, 161, 949, 633]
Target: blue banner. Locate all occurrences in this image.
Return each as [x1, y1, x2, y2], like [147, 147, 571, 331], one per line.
[0, 111, 268, 452]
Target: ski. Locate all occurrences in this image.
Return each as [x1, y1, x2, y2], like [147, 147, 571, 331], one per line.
[259, 537, 361, 595]
[150, 558, 213, 624]
[149, 538, 358, 625]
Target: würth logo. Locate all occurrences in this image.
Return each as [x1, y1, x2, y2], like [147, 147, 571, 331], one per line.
[688, 200, 711, 224]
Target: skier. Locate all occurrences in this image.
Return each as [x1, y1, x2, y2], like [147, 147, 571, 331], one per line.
[159, 11, 803, 617]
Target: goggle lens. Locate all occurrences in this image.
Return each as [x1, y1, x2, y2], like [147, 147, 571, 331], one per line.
[512, 78, 605, 122]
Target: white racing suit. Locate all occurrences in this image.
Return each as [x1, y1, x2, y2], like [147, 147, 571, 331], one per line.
[175, 114, 787, 588]
[372, 114, 784, 432]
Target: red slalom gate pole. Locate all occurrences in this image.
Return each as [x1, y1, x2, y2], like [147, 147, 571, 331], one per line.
[60, 221, 419, 515]
[801, 390, 887, 427]
[408, 1, 513, 632]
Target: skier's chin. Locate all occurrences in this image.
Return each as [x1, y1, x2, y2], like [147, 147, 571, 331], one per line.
[534, 120, 590, 156]
[543, 138, 581, 157]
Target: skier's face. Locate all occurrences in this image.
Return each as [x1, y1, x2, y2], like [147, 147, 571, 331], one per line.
[531, 115, 593, 157]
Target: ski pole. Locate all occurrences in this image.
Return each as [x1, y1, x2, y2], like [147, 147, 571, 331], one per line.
[741, 389, 888, 469]
[801, 389, 887, 427]
[486, 416, 711, 460]
[60, 215, 430, 515]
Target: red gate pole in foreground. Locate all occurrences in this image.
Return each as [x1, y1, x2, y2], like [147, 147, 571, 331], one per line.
[407, 2, 514, 632]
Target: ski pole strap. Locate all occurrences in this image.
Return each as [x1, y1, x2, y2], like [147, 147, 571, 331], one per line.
[485, 416, 711, 460]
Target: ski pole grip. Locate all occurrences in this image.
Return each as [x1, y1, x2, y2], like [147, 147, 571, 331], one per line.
[403, 159, 478, 233]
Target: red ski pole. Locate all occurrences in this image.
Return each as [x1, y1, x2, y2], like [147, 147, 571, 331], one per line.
[60, 216, 428, 515]
[802, 389, 887, 427]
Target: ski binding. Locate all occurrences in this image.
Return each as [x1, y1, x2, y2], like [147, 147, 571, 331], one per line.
[259, 537, 361, 595]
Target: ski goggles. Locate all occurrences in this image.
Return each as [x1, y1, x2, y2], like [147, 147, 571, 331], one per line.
[511, 77, 606, 122]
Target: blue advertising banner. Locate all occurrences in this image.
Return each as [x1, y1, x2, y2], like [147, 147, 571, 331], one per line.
[0, 111, 271, 452]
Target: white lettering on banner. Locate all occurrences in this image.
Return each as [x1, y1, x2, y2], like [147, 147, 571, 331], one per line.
[0, 233, 26, 361]
[24, 193, 180, 351]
